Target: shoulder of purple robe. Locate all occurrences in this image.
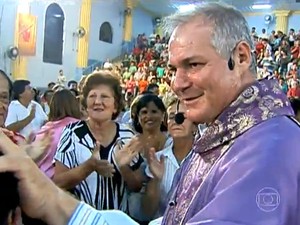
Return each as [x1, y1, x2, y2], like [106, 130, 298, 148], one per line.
[186, 116, 300, 225]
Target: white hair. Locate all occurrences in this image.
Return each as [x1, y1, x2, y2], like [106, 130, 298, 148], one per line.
[162, 2, 257, 74]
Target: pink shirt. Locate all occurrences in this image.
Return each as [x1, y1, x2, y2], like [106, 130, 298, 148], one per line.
[35, 117, 79, 179]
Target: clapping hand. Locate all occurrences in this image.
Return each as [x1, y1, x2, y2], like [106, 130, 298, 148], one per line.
[0, 129, 58, 219]
[18, 131, 52, 162]
[114, 136, 142, 168]
[146, 147, 165, 181]
[28, 104, 36, 121]
[90, 142, 115, 177]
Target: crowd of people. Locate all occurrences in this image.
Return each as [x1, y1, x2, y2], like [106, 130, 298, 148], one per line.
[1, 2, 300, 225]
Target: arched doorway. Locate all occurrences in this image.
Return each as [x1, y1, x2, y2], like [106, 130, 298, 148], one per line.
[99, 22, 113, 44]
[43, 3, 65, 64]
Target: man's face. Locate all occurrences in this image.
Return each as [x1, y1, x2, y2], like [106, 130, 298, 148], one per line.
[0, 75, 9, 127]
[20, 85, 33, 102]
[169, 18, 247, 124]
[45, 92, 54, 104]
[69, 83, 77, 90]
[48, 84, 55, 90]
[151, 87, 159, 96]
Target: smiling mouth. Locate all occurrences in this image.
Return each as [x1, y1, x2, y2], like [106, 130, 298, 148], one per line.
[145, 121, 154, 125]
[172, 127, 183, 131]
[184, 93, 204, 102]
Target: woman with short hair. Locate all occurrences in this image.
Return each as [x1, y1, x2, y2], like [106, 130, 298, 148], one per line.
[54, 71, 144, 211]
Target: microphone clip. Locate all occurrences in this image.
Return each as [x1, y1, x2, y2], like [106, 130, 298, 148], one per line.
[174, 100, 185, 125]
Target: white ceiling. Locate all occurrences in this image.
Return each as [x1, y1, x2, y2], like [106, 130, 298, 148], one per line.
[139, 0, 300, 16]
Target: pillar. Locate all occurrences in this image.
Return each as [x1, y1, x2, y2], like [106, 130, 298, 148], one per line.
[76, 0, 92, 68]
[12, 3, 29, 80]
[123, 0, 134, 42]
[274, 10, 290, 34]
[156, 25, 163, 37]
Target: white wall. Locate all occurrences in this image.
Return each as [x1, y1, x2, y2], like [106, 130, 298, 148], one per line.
[27, 0, 81, 87]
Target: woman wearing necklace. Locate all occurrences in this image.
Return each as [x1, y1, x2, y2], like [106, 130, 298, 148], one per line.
[133, 94, 172, 155]
[53, 71, 144, 212]
[142, 97, 197, 220]
[128, 93, 172, 224]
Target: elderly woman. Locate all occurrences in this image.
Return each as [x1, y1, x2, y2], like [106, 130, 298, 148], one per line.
[142, 97, 197, 219]
[53, 71, 144, 212]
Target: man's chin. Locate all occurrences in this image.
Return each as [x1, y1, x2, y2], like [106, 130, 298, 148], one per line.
[186, 110, 209, 125]
[186, 110, 200, 124]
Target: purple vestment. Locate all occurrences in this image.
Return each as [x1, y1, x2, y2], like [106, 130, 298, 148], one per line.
[162, 79, 300, 225]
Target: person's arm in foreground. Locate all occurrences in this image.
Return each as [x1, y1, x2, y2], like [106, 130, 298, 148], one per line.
[0, 130, 109, 225]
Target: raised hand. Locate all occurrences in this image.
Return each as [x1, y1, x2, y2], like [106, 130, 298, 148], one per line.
[19, 131, 52, 162]
[28, 104, 36, 121]
[143, 133, 166, 154]
[146, 147, 165, 181]
[0, 129, 54, 218]
[90, 142, 115, 177]
[0, 129, 79, 223]
[114, 136, 142, 168]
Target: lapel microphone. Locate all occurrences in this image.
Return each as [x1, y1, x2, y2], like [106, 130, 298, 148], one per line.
[174, 100, 185, 125]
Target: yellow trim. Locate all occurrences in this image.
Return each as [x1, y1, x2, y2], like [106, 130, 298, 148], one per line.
[123, 0, 134, 42]
[273, 10, 290, 34]
[243, 12, 265, 16]
[273, 10, 291, 17]
[76, 0, 92, 68]
[12, 57, 27, 80]
[234, 10, 300, 17]
[292, 10, 300, 15]
[156, 25, 163, 36]
[12, 7, 28, 80]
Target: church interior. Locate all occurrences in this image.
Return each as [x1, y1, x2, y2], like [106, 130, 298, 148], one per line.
[0, 0, 299, 87]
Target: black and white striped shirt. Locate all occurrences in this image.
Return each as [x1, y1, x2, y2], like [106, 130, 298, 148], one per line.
[54, 120, 142, 212]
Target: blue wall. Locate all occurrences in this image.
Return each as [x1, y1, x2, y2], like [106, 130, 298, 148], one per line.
[288, 14, 300, 31]
[27, 1, 80, 87]
[88, 0, 124, 63]
[245, 14, 276, 34]
[132, 7, 154, 38]
[245, 13, 300, 35]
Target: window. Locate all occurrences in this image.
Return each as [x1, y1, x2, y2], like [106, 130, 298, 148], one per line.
[43, 3, 64, 64]
[99, 22, 113, 44]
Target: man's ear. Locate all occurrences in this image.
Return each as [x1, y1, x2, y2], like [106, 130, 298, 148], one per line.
[235, 41, 252, 71]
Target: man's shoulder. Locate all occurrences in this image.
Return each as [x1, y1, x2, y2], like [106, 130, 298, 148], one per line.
[32, 101, 44, 110]
[8, 100, 21, 107]
[225, 116, 300, 166]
